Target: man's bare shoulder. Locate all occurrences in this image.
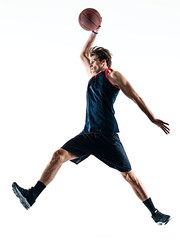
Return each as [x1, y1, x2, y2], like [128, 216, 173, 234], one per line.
[108, 70, 129, 89]
[108, 70, 121, 78]
[107, 70, 121, 85]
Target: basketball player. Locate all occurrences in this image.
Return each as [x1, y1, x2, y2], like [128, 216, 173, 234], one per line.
[12, 26, 171, 225]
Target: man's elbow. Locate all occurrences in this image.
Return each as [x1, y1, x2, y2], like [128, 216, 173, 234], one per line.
[80, 53, 85, 60]
[80, 51, 89, 58]
[80, 53, 90, 63]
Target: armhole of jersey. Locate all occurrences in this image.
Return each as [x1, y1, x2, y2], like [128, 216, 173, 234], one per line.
[105, 68, 120, 90]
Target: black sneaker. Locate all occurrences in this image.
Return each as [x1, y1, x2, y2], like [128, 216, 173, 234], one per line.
[152, 209, 171, 225]
[12, 182, 36, 210]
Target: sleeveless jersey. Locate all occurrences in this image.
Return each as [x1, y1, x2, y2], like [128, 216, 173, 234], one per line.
[81, 68, 120, 134]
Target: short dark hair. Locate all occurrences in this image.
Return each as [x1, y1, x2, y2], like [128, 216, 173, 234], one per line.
[90, 46, 112, 68]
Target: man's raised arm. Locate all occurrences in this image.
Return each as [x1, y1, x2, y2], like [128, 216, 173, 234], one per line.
[80, 27, 101, 76]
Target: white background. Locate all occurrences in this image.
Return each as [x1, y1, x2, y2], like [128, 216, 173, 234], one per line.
[0, 0, 180, 239]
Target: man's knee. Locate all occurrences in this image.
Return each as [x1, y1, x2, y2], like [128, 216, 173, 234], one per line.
[51, 148, 66, 165]
[121, 171, 137, 184]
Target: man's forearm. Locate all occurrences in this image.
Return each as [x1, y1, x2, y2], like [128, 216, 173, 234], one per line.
[80, 32, 98, 57]
[134, 95, 170, 134]
[133, 95, 155, 122]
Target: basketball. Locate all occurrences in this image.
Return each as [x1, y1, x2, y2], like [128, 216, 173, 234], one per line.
[78, 8, 102, 31]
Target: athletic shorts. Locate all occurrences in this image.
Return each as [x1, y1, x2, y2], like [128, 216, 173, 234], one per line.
[61, 133, 132, 172]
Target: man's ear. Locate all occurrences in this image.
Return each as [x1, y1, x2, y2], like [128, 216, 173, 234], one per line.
[101, 59, 107, 67]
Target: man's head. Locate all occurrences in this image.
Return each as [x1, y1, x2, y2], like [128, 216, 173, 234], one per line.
[89, 46, 112, 74]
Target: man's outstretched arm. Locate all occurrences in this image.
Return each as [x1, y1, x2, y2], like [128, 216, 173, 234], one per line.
[108, 71, 170, 134]
[80, 26, 101, 76]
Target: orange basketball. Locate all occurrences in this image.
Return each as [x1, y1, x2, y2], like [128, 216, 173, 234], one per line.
[78, 8, 102, 31]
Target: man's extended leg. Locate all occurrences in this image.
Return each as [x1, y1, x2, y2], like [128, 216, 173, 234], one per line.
[121, 170, 171, 225]
[12, 148, 78, 209]
[121, 170, 149, 202]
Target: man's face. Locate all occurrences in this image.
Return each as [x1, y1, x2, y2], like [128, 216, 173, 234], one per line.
[90, 55, 103, 74]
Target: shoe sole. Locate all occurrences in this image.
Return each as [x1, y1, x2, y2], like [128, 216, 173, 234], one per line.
[12, 183, 31, 210]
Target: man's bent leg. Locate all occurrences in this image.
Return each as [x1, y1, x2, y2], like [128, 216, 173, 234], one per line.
[12, 148, 78, 209]
[40, 148, 78, 186]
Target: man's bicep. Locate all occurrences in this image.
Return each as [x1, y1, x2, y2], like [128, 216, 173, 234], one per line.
[115, 72, 138, 100]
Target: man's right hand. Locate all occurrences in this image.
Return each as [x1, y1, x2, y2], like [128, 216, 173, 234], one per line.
[151, 118, 170, 134]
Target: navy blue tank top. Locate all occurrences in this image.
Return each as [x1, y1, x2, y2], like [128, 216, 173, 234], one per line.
[81, 68, 120, 134]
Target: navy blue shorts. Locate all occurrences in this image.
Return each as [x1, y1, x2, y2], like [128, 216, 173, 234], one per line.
[61, 133, 132, 172]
